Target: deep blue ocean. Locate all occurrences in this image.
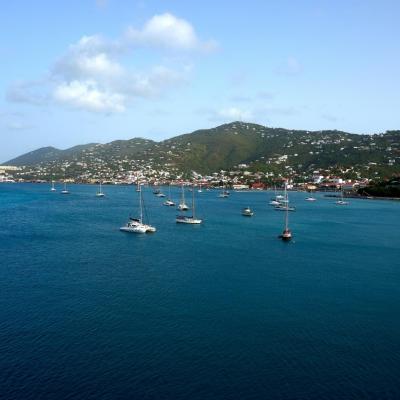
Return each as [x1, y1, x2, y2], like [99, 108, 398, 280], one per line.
[1, 183, 399, 400]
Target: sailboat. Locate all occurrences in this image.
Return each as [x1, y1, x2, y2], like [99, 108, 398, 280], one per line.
[120, 184, 156, 233]
[50, 180, 56, 192]
[177, 184, 189, 211]
[279, 182, 292, 241]
[242, 207, 254, 216]
[336, 186, 349, 205]
[218, 183, 230, 198]
[96, 181, 105, 197]
[275, 182, 295, 211]
[269, 185, 283, 205]
[61, 180, 69, 194]
[305, 195, 316, 201]
[198, 183, 203, 193]
[163, 184, 175, 206]
[176, 184, 202, 224]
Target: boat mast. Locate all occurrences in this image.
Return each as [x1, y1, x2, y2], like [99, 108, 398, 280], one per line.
[139, 183, 143, 223]
[192, 184, 195, 218]
[284, 181, 289, 231]
[181, 183, 185, 204]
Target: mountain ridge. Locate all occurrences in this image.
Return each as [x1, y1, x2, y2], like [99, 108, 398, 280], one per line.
[5, 121, 400, 180]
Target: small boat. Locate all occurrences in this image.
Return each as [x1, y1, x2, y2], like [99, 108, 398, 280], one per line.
[198, 184, 203, 193]
[269, 200, 280, 206]
[156, 192, 166, 198]
[176, 184, 202, 224]
[50, 180, 56, 192]
[96, 181, 105, 197]
[218, 184, 230, 198]
[120, 184, 156, 234]
[164, 184, 176, 206]
[336, 188, 349, 205]
[278, 182, 292, 241]
[177, 184, 189, 211]
[242, 207, 254, 216]
[275, 205, 296, 211]
[305, 196, 316, 201]
[61, 181, 69, 194]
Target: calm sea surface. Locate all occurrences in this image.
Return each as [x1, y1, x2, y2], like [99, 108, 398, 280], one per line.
[1, 183, 399, 399]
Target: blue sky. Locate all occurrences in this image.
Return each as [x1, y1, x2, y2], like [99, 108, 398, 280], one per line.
[1, 0, 400, 162]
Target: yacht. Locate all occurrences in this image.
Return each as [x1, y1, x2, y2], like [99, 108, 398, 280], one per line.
[61, 181, 69, 194]
[120, 184, 156, 234]
[163, 184, 176, 206]
[305, 196, 316, 201]
[96, 181, 105, 197]
[336, 187, 349, 205]
[279, 182, 292, 241]
[241, 207, 254, 216]
[176, 184, 202, 224]
[177, 184, 189, 211]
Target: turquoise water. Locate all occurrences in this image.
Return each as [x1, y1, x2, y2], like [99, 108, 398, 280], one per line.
[1, 183, 399, 399]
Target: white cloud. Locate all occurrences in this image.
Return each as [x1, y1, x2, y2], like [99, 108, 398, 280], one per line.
[126, 13, 217, 52]
[6, 13, 215, 114]
[54, 80, 125, 113]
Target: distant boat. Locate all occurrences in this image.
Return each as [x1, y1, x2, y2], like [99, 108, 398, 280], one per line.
[177, 184, 189, 211]
[305, 196, 316, 201]
[50, 180, 56, 192]
[218, 184, 230, 198]
[176, 184, 202, 224]
[163, 184, 176, 206]
[120, 184, 156, 234]
[269, 186, 283, 205]
[198, 183, 203, 193]
[96, 181, 105, 197]
[61, 181, 69, 194]
[279, 182, 292, 241]
[336, 187, 349, 205]
[242, 207, 254, 216]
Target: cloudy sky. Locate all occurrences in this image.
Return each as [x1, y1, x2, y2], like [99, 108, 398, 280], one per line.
[1, 0, 400, 162]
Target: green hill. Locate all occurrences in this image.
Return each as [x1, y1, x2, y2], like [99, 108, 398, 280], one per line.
[6, 122, 400, 180]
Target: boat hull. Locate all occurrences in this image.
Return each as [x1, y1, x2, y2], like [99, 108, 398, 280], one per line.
[176, 217, 202, 224]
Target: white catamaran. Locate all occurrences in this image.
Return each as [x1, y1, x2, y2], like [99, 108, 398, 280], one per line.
[120, 184, 156, 233]
[176, 184, 202, 224]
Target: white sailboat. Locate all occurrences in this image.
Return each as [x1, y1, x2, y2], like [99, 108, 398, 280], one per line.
[176, 184, 202, 224]
[61, 180, 69, 194]
[242, 207, 254, 216]
[163, 184, 175, 206]
[336, 186, 349, 205]
[96, 181, 105, 197]
[218, 183, 230, 198]
[275, 182, 295, 211]
[50, 180, 56, 192]
[279, 182, 292, 241]
[177, 184, 189, 210]
[198, 183, 203, 193]
[120, 184, 156, 233]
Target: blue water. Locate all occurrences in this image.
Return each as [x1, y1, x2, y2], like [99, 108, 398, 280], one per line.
[1, 183, 399, 400]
